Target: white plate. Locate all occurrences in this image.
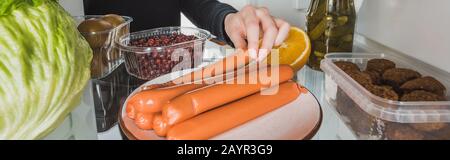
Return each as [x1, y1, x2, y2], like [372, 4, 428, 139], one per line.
[119, 71, 322, 140]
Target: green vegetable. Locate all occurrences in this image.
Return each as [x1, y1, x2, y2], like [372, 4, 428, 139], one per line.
[306, 0, 356, 70]
[0, 0, 92, 139]
[336, 16, 349, 26]
[309, 16, 332, 40]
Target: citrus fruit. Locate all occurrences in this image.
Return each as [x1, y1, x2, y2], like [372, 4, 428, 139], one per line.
[266, 27, 311, 71]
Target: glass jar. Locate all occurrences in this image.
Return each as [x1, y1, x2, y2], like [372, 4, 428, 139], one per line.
[306, 0, 356, 70]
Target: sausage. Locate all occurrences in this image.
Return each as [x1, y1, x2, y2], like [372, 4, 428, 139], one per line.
[130, 65, 270, 134]
[126, 102, 136, 119]
[153, 113, 170, 137]
[126, 64, 256, 120]
[126, 83, 207, 119]
[134, 113, 155, 130]
[163, 65, 294, 126]
[166, 81, 302, 140]
[142, 50, 250, 90]
[172, 49, 250, 84]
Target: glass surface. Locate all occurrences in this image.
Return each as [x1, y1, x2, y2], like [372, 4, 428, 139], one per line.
[91, 64, 146, 132]
[44, 82, 98, 140]
[44, 64, 146, 139]
[46, 34, 416, 140]
[73, 15, 141, 132]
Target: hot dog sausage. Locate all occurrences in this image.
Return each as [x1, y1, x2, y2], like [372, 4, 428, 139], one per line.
[134, 113, 155, 130]
[166, 81, 302, 140]
[153, 113, 170, 137]
[132, 65, 272, 134]
[126, 83, 207, 120]
[142, 50, 250, 90]
[126, 64, 256, 120]
[163, 65, 294, 126]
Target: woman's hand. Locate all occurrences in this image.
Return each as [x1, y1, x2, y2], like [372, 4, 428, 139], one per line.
[224, 5, 291, 61]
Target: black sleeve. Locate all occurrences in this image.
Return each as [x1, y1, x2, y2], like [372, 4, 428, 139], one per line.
[180, 0, 238, 45]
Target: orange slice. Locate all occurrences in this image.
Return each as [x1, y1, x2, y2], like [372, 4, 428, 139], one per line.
[266, 27, 311, 71]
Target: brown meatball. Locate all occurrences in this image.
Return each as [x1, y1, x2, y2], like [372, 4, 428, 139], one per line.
[366, 85, 399, 101]
[385, 123, 425, 140]
[363, 70, 382, 85]
[382, 68, 422, 89]
[401, 90, 446, 101]
[334, 61, 360, 74]
[401, 76, 446, 96]
[366, 59, 396, 74]
[348, 71, 372, 87]
[335, 88, 380, 137]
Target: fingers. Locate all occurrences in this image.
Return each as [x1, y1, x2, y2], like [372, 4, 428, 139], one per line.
[228, 31, 247, 49]
[225, 14, 247, 49]
[224, 5, 291, 61]
[255, 7, 278, 61]
[241, 5, 260, 59]
[274, 18, 291, 46]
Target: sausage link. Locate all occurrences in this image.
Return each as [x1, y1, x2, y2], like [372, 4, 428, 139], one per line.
[163, 65, 294, 126]
[167, 81, 302, 140]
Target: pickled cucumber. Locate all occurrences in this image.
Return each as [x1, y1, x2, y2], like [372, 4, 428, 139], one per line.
[340, 34, 354, 42]
[325, 24, 354, 38]
[306, 0, 356, 71]
[310, 16, 333, 40]
[337, 16, 349, 26]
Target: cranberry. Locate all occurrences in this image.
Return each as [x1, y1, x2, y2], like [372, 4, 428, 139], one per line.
[128, 33, 200, 80]
[151, 51, 158, 58]
[147, 38, 155, 46]
[164, 64, 170, 69]
[158, 53, 165, 59]
[166, 54, 172, 60]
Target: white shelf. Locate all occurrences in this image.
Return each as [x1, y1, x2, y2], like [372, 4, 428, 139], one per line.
[45, 34, 400, 140]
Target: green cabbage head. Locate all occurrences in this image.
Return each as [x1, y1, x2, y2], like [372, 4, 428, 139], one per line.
[0, 0, 92, 139]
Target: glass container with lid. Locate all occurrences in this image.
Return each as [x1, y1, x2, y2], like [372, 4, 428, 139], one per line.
[306, 0, 357, 70]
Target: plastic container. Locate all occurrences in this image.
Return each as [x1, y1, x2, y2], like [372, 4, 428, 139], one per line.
[74, 15, 135, 132]
[321, 53, 450, 140]
[90, 64, 146, 132]
[117, 27, 211, 80]
[74, 15, 133, 79]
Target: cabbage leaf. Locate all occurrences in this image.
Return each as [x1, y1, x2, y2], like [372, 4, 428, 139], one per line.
[0, 0, 92, 139]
